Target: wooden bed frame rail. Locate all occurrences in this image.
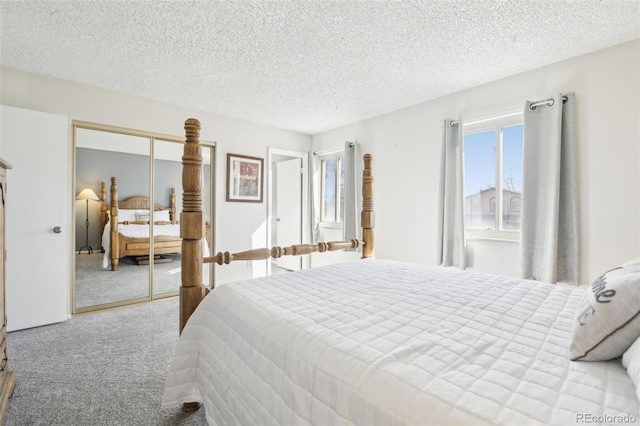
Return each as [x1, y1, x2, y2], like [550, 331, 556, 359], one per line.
[205, 239, 361, 265]
[179, 118, 374, 334]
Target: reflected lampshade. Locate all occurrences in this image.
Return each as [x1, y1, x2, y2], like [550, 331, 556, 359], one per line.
[76, 188, 100, 201]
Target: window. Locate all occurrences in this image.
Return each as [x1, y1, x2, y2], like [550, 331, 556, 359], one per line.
[320, 153, 345, 224]
[463, 114, 523, 239]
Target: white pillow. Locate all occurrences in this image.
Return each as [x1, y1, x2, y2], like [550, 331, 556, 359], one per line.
[570, 259, 640, 361]
[154, 210, 171, 222]
[622, 336, 640, 403]
[117, 209, 139, 222]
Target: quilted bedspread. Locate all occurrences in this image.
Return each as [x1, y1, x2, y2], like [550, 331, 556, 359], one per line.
[162, 259, 639, 425]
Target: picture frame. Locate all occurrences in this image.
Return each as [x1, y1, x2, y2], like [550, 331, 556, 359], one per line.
[226, 153, 264, 203]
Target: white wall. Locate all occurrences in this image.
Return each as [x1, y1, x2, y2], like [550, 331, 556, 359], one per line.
[3, 40, 638, 287]
[0, 68, 311, 286]
[312, 40, 640, 285]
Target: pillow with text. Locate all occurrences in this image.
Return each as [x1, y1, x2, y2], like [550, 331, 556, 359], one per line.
[570, 259, 640, 361]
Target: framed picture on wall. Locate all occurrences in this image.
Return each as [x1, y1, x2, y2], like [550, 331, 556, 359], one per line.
[226, 153, 264, 203]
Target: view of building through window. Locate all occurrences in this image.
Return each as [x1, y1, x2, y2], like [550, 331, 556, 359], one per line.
[321, 155, 345, 223]
[464, 123, 523, 232]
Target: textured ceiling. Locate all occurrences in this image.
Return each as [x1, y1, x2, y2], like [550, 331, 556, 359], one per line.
[1, 1, 639, 135]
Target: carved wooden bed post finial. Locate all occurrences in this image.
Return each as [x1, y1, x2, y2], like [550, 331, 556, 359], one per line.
[180, 118, 208, 335]
[361, 154, 374, 259]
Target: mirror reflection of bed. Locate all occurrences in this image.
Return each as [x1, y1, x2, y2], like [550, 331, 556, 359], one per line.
[99, 181, 182, 271]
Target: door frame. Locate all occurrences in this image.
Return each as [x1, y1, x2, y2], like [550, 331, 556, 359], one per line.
[266, 147, 308, 276]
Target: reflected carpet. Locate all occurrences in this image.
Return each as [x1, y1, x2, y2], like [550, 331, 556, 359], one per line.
[74, 253, 210, 309]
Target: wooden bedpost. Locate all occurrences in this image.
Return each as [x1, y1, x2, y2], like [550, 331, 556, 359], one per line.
[361, 154, 374, 259]
[110, 177, 120, 271]
[170, 188, 177, 224]
[180, 118, 208, 335]
[100, 182, 107, 238]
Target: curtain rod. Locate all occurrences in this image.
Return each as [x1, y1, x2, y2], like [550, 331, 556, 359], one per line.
[449, 95, 569, 127]
[529, 95, 568, 110]
[449, 109, 521, 127]
[313, 142, 354, 156]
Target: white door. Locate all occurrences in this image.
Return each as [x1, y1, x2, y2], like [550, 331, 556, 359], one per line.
[275, 158, 302, 271]
[1, 105, 69, 331]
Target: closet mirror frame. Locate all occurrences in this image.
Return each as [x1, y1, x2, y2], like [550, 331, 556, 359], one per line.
[72, 120, 216, 314]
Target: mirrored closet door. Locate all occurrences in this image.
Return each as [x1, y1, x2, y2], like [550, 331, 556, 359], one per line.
[73, 122, 215, 314]
[151, 138, 213, 298]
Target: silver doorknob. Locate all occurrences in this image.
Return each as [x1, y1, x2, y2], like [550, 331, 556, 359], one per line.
[53, 226, 62, 233]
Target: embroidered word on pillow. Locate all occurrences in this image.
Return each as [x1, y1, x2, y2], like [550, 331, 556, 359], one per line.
[570, 259, 640, 361]
[135, 211, 150, 222]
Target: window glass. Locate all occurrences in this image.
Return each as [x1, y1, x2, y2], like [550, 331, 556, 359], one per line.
[464, 130, 496, 230]
[463, 118, 523, 236]
[320, 154, 345, 224]
[322, 158, 336, 222]
[502, 125, 523, 230]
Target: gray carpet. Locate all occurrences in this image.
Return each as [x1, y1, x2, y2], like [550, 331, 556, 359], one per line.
[4, 298, 208, 425]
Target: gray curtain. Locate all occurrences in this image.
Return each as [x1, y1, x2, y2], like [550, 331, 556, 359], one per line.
[521, 93, 578, 284]
[439, 119, 466, 268]
[309, 151, 320, 243]
[343, 142, 358, 248]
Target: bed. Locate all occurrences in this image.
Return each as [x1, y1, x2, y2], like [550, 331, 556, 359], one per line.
[162, 118, 640, 425]
[99, 179, 182, 270]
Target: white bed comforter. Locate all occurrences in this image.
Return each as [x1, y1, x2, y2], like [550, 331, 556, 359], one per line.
[162, 259, 639, 425]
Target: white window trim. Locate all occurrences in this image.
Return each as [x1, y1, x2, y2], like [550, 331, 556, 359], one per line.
[464, 112, 523, 242]
[319, 221, 343, 230]
[466, 228, 520, 242]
